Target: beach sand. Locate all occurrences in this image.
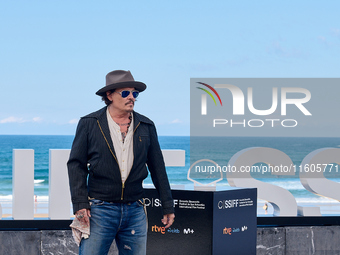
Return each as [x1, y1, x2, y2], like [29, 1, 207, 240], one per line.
[1, 200, 340, 219]
[0, 200, 74, 219]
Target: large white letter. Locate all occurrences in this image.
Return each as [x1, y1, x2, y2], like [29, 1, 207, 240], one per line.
[281, 87, 312, 115]
[300, 148, 340, 201]
[227, 147, 297, 216]
[215, 84, 245, 115]
[248, 87, 278, 115]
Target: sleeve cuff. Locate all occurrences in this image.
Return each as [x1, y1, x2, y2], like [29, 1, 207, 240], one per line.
[72, 202, 90, 215]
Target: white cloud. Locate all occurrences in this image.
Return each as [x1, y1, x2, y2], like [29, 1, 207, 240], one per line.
[317, 29, 340, 48]
[0, 116, 44, 124]
[69, 119, 79, 124]
[267, 40, 305, 58]
[32, 117, 43, 122]
[170, 119, 182, 124]
[317, 35, 337, 48]
[0, 117, 25, 123]
[331, 28, 340, 37]
[318, 36, 326, 42]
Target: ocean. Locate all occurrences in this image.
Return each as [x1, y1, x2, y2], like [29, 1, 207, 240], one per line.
[1, 135, 340, 215]
[0, 135, 191, 198]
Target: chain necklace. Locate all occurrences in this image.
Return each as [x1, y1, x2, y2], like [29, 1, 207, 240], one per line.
[116, 115, 132, 143]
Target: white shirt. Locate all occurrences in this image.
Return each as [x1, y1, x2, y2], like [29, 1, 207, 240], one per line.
[106, 108, 134, 183]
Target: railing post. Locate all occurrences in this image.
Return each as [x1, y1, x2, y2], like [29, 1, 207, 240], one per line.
[12, 149, 34, 219]
[49, 149, 71, 219]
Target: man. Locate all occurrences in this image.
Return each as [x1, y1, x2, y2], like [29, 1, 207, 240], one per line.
[68, 70, 175, 255]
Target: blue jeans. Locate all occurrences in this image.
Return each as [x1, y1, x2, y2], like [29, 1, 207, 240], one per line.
[79, 199, 147, 255]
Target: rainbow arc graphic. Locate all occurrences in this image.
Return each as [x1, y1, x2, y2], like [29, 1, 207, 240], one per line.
[196, 82, 223, 106]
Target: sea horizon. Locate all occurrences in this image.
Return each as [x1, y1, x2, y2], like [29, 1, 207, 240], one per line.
[1, 135, 340, 216]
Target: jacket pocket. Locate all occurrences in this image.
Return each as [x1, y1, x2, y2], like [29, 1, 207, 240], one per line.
[138, 135, 150, 144]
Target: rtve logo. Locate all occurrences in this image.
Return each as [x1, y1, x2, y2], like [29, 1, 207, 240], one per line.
[197, 82, 312, 116]
[223, 227, 232, 235]
[151, 225, 181, 235]
[151, 225, 165, 234]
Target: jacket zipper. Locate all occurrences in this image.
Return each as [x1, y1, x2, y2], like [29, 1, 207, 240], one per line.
[121, 182, 125, 200]
[121, 122, 141, 200]
[119, 122, 141, 200]
[97, 120, 124, 199]
[97, 119, 141, 201]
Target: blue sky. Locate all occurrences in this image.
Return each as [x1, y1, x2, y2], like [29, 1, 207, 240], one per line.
[0, 0, 339, 136]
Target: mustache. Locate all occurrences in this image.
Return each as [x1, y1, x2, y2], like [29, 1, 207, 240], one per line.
[125, 100, 135, 105]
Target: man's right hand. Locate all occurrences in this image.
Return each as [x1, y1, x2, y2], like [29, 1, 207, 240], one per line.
[75, 208, 91, 226]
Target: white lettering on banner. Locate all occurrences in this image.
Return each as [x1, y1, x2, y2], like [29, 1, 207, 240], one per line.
[217, 199, 239, 209]
[144, 198, 162, 207]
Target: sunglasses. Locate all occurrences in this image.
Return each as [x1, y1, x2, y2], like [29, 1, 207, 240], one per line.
[115, 90, 139, 98]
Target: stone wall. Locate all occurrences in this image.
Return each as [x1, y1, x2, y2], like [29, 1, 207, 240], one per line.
[0, 230, 118, 255]
[257, 226, 340, 255]
[1, 226, 340, 254]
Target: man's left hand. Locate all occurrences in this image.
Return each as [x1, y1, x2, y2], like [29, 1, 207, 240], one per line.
[161, 213, 175, 228]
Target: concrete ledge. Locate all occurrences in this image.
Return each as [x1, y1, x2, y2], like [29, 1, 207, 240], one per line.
[257, 227, 285, 255]
[0, 231, 40, 254]
[0, 230, 118, 255]
[41, 230, 78, 254]
[285, 226, 340, 255]
[1, 226, 340, 254]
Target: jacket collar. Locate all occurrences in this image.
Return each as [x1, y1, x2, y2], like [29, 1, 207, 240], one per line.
[82, 106, 154, 164]
[83, 106, 153, 129]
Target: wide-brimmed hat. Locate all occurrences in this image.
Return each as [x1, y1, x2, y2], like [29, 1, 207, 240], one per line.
[96, 70, 146, 96]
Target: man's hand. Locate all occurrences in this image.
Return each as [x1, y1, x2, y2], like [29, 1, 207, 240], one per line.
[161, 213, 175, 229]
[75, 208, 91, 226]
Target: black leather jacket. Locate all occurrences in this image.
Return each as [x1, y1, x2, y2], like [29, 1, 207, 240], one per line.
[67, 107, 174, 215]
